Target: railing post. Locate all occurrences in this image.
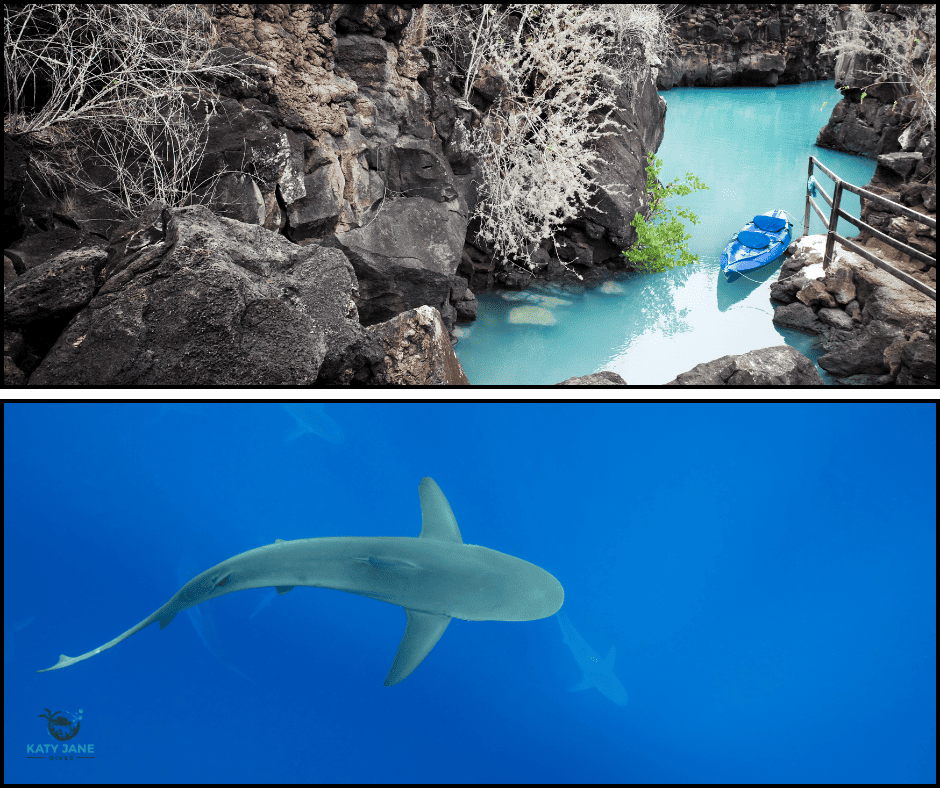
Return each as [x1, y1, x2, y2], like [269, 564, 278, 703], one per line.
[825, 178, 843, 266]
[804, 156, 814, 238]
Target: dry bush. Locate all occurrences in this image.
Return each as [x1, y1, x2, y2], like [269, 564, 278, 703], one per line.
[423, 5, 673, 270]
[4, 4, 270, 219]
[822, 4, 936, 136]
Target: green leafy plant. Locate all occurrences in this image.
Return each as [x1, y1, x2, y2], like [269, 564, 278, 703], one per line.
[621, 153, 708, 273]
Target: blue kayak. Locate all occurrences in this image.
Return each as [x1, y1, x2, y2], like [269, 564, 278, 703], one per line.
[720, 209, 791, 281]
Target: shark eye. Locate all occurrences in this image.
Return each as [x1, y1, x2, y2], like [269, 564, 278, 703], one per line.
[215, 577, 229, 588]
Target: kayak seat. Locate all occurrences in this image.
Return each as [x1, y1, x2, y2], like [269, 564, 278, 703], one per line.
[753, 214, 787, 232]
[737, 230, 771, 249]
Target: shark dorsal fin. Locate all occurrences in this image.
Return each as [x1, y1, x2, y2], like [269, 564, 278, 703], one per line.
[604, 646, 616, 668]
[417, 478, 463, 543]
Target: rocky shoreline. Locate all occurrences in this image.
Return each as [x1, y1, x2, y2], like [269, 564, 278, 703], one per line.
[771, 235, 935, 385]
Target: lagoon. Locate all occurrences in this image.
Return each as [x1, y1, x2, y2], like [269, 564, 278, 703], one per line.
[454, 81, 877, 385]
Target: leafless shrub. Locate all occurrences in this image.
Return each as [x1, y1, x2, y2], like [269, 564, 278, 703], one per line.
[821, 4, 936, 136]
[424, 5, 673, 268]
[4, 4, 271, 219]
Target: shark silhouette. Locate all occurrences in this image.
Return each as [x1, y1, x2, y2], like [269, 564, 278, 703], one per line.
[556, 611, 628, 705]
[39, 478, 564, 685]
[4, 615, 36, 664]
[249, 589, 278, 619]
[280, 403, 345, 443]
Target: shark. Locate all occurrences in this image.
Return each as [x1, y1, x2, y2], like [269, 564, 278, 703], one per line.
[39, 478, 564, 686]
[280, 403, 345, 444]
[556, 611, 628, 705]
[249, 589, 279, 619]
[4, 615, 36, 664]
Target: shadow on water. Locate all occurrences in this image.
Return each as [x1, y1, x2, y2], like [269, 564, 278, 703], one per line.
[716, 254, 785, 311]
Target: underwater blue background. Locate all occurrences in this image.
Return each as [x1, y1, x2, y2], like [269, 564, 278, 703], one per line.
[4, 402, 936, 783]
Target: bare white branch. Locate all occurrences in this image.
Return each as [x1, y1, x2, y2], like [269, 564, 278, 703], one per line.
[4, 4, 264, 218]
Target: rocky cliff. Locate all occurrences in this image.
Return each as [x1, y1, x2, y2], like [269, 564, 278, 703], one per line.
[656, 4, 835, 89]
[815, 4, 936, 298]
[3, 3, 667, 385]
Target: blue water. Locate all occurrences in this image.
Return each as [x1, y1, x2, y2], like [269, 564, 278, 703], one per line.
[455, 82, 877, 385]
[5, 403, 936, 783]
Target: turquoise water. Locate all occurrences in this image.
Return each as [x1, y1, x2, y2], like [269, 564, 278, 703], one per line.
[455, 82, 877, 385]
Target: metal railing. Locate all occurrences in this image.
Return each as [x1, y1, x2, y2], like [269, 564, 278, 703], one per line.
[804, 155, 936, 300]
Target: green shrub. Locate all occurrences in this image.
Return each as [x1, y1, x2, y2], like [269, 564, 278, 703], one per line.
[621, 153, 709, 273]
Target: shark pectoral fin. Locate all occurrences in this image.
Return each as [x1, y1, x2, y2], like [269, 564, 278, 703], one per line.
[570, 679, 593, 692]
[384, 609, 451, 687]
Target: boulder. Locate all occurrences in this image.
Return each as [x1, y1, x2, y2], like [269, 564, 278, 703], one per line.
[823, 265, 856, 305]
[817, 307, 856, 330]
[818, 320, 905, 376]
[4, 246, 106, 328]
[556, 371, 627, 385]
[4, 328, 27, 385]
[28, 202, 363, 385]
[367, 304, 470, 385]
[325, 194, 468, 330]
[796, 279, 836, 309]
[772, 302, 825, 334]
[667, 345, 824, 385]
[897, 336, 936, 385]
[5, 223, 101, 274]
